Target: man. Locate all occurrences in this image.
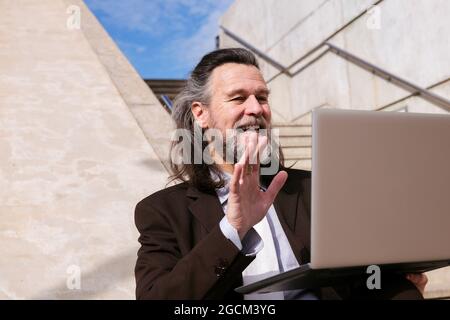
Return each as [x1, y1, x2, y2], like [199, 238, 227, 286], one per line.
[134, 48, 427, 299]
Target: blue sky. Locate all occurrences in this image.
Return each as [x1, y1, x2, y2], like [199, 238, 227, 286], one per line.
[85, 0, 233, 79]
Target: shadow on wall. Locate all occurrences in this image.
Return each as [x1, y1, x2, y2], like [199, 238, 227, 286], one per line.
[30, 250, 138, 299]
[139, 157, 169, 171]
[27, 157, 169, 300]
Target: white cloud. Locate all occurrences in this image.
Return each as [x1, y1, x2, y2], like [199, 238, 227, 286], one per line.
[85, 0, 234, 77]
[171, 9, 222, 68]
[86, 0, 180, 34]
[167, 0, 233, 73]
[116, 40, 147, 54]
[86, 0, 232, 36]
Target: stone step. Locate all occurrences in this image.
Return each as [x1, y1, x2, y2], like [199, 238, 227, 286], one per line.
[282, 146, 312, 159]
[144, 79, 186, 103]
[284, 159, 312, 171]
[144, 79, 186, 94]
[279, 136, 312, 147]
[273, 112, 312, 126]
[274, 125, 312, 137]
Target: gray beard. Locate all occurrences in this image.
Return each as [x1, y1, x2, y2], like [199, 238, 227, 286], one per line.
[221, 129, 273, 165]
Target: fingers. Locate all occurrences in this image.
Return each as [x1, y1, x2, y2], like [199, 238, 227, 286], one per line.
[240, 146, 249, 185]
[230, 163, 243, 193]
[247, 131, 258, 166]
[257, 135, 268, 165]
[406, 273, 428, 295]
[265, 170, 288, 203]
[231, 138, 248, 192]
[247, 132, 259, 181]
[406, 273, 428, 286]
[234, 130, 267, 187]
[239, 131, 260, 183]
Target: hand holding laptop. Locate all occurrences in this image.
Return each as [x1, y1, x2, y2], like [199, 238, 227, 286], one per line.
[406, 273, 428, 295]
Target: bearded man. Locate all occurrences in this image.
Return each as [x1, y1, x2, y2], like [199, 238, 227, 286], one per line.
[134, 48, 427, 300]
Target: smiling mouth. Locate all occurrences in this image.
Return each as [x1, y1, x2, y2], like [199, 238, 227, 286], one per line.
[237, 124, 262, 132]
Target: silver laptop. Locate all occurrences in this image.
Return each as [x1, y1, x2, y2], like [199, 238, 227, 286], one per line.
[237, 109, 450, 294]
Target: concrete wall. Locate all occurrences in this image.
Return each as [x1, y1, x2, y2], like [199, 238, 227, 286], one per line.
[220, 0, 450, 122]
[0, 0, 172, 299]
[220, 0, 450, 299]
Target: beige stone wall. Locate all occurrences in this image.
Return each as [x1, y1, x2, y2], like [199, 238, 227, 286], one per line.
[220, 0, 450, 299]
[0, 0, 172, 299]
[220, 0, 450, 122]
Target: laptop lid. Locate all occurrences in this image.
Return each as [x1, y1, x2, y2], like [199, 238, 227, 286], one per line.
[310, 109, 450, 269]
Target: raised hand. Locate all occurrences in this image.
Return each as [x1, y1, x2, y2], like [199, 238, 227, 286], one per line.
[225, 131, 288, 239]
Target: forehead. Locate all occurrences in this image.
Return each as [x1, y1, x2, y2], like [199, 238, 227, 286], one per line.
[209, 63, 268, 96]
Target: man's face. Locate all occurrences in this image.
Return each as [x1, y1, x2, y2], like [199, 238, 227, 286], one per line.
[194, 63, 272, 163]
[207, 63, 271, 132]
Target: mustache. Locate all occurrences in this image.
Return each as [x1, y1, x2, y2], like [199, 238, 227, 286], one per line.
[233, 117, 268, 129]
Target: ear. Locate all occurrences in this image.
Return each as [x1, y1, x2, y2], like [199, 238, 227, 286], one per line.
[191, 102, 209, 129]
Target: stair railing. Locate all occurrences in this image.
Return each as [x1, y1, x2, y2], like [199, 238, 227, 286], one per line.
[219, 26, 450, 113]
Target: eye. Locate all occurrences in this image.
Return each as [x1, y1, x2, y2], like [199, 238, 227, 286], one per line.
[257, 96, 268, 103]
[230, 96, 246, 102]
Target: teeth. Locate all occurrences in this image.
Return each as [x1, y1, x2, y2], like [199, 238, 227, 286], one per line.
[240, 125, 260, 131]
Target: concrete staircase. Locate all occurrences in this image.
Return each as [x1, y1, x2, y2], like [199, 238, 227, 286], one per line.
[274, 112, 313, 171]
[145, 79, 186, 110]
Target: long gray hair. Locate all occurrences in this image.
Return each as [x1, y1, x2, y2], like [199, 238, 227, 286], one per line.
[169, 48, 284, 192]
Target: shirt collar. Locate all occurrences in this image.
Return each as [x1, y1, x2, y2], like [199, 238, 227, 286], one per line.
[210, 169, 231, 205]
[210, 169, 267, 206]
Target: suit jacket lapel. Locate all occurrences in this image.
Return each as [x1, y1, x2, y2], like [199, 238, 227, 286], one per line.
[187, 171, 311, 265]
[273, 189, 298, 232]
[271, 169, 312, 265]
[273, 188, 306, 264]
[187, 186, 224, 232]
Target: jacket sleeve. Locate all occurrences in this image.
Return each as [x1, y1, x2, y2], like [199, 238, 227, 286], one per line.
[134, 199, 255, 299]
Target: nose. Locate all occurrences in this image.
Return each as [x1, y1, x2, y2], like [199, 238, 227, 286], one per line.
[244, 95, 263, 117]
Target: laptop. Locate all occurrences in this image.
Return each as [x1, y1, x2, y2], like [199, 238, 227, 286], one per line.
[236, 109, 450, 294]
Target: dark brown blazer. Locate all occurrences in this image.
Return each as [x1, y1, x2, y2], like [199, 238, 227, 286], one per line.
[134, 168, 422, 300]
